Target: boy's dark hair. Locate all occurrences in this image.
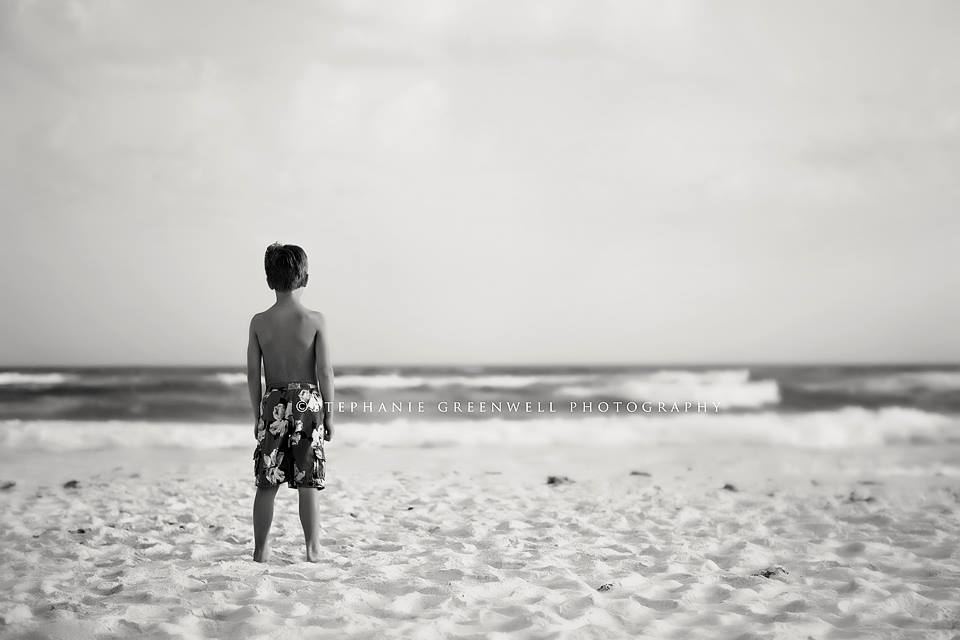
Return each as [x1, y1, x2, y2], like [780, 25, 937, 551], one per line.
[264, 242, 309, 291]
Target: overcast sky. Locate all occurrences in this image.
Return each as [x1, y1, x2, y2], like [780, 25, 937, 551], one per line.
[1, 0, 958, 366]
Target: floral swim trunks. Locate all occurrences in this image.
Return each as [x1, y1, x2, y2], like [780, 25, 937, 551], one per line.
[254, 382, 326, 490]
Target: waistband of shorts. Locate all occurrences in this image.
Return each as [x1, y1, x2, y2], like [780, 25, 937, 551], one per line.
[266, 382, 318, 392]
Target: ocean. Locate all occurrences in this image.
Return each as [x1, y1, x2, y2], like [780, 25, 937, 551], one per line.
[1, 365, 958, 451]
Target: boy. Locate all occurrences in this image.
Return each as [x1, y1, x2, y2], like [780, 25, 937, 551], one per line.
[248, 242, 334, 563]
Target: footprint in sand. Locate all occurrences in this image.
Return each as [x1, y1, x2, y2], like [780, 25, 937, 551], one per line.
[423, 568, 465, 582]
[95, 582, 124, 596]
[555, 595, 595, 621]
[479, 610, 534, 632]
[836, 541, 867, 557]
[916, 543, 954, 559]
[631, 595, 679, 612]
[682, 584, 733, 604]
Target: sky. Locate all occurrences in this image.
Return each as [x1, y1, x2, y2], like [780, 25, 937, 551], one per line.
[1, 0, 958, 366]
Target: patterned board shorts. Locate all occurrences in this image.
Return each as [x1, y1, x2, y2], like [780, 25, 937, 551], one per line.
[254, 382, 326, 490]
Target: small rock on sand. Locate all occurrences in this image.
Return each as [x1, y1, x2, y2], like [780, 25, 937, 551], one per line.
[722, 483, 738, 492]
[629, 471, 651, 477]
[546, 476, 575, 486]
[847, 491, 876, 503]
[0, 481, 15, 491]
[752, 566, 788, 579]
[63, 480, 80, 489]
[597, 583, 615, 592]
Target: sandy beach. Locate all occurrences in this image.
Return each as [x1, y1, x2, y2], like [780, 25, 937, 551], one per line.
[2, 441, 959, 639]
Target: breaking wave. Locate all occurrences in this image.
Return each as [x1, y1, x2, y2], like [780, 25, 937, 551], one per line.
[558, 369, 780, 409]
[0, 372, 74, 386]
[2, 407, 956, 452]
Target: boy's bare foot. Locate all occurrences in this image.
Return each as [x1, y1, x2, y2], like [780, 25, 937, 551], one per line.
[253, 544, 271, 563]
[305, 541, 323, 563]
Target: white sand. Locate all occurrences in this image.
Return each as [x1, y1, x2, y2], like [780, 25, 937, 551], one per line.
[1, 442, 960, 639]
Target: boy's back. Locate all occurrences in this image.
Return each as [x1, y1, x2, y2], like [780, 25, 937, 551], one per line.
[253, 303, 323, 388]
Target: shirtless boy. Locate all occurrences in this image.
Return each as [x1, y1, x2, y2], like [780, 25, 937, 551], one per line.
[247, 242, 334, 563]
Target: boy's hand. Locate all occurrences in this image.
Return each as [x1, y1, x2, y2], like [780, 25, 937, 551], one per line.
[323, 419, 334, 442]
[253, 416, 260, 440]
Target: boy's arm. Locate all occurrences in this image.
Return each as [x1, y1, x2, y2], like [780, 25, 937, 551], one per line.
[247, 315, 263, 435]
[314, 314, 335, 441]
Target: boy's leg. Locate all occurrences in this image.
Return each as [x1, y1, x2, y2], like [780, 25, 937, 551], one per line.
[298, 487, 322, 562]
[253, 484, 280, 562]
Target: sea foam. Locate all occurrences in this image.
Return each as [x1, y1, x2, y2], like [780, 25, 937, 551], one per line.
[0, 372, 74, 386]
[1, 407, 955, 452]
[558, 369, 780, 409]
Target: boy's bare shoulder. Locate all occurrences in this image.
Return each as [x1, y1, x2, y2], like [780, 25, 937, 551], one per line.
[307, 309, 326, 331]
[248, 309, 276, 334]
[249, 307, 324, 331]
